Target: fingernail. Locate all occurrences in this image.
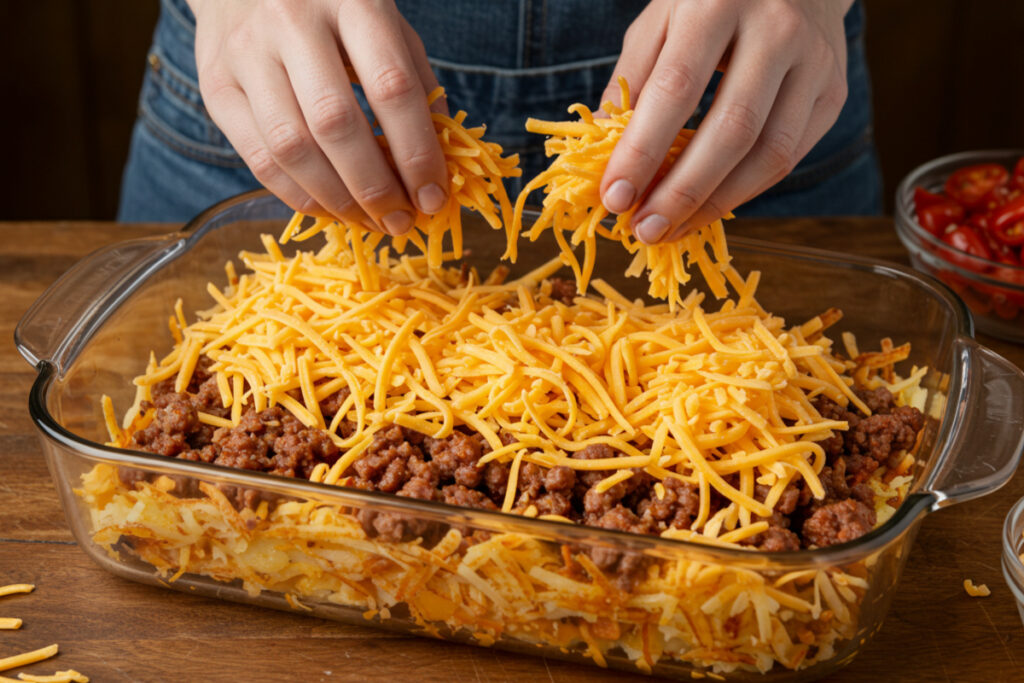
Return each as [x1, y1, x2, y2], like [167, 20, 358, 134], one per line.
[381, 210, 413, 236]
[603, 179, 636, 214]
[634, 214, 671, 244]
[417, 183, 447, 214]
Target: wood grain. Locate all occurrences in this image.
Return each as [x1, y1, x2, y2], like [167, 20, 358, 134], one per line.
[1, 219, 1022, 682]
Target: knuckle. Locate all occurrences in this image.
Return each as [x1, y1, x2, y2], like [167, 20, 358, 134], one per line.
[352, 179, 399, 207]
[826, 78, 849, 110]
[394, 143, 440, 172]
[265, 121, 311, 164]
[325, 194, 359, 218]
[712, 102, 762, 150]
[662, 182, 703, 214]
[367, 65, 418, 106]
[622, 22, 643, 48]
[198, 69, 237, 104]
[224, 24, 257, 55]
[648, 63, 699, 102]
[307, 93, 359, 140]
[263, 0, 301, 24]
[621, 136, 662, 170]
[758, 128, 799, 175]
[246, 147, 282, 184]
[765, 2, 805, 41]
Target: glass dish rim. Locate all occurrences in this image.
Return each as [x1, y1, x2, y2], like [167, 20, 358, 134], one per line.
[1003, 495, 1024, 576]
[25, 188, 974, 567]
[895, 147, 1024, 280]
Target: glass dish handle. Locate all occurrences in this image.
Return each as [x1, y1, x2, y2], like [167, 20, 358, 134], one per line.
[15, 233, 183, 373]
[925, 337, 1024, 509]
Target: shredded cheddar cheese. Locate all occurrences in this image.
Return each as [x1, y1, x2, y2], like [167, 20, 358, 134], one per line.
[0, 645, 58, 674]
[279, 87, 520, 275]
[963, 579, 991, 597]
[509, 78, 732, 310]
[112, 220, 897, 542]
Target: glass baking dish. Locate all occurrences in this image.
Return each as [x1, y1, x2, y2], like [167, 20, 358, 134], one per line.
[16, 190, 1024, 681]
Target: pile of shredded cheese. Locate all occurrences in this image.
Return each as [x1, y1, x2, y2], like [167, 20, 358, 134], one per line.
[107, 220, 926, 542]
[278, 87, 520, 271]
[508, 78, 732, 310]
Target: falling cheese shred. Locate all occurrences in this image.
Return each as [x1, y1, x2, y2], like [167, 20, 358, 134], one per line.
[508, 77, 732, 310]
[114, 213, 891, 544]
[279, 87, 520, 274]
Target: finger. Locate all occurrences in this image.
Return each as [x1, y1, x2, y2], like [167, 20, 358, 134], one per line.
[632, 33, 792, 244]
[751, 78, 847, 201]
[200, 72, 330, 218]
[600, 13, 735, 218]
[662, 66, 819, 241]
[339, 4, 449, 217]
[272, 35, 417, 236]
[235, 57, 386, 231]
[399, 17, 448, 117]
[596, 10, 667, 112]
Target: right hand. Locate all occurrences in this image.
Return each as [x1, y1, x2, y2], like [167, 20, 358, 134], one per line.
[188, 0, 449, 235]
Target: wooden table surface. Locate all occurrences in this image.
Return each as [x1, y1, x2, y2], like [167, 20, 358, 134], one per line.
[1, 218, 1022, 682]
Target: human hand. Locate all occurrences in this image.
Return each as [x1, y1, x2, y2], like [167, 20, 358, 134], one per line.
[187, 0, 449, 235]
[599, 0, 854, 244]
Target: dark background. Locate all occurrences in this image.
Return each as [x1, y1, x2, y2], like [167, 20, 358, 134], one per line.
[1, 0, 1022, 221]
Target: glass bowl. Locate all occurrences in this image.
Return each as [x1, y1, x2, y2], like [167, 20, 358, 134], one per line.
[894, 149, 1024, 343]
[16, 190, 1024, 680]
[1002, 495, 1024, 628]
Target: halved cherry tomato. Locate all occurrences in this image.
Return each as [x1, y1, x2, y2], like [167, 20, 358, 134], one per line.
[979, 227, 1018, 262]
[913, 187, 947, 213]
[944, 163, 1009, 208]
[977, 184, 1022, 213]
[940, 225, 993, 275]
[942, 225, 992, 259]
[917, 200, 964, 236]
[992, 292, 1020, 320]
[991, 196, 1024, 246]
[1012, 156, 1024, 191]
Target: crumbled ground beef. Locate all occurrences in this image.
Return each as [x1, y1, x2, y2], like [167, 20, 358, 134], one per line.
[126, 377, 925, 577]
[547, 277, 577, 305]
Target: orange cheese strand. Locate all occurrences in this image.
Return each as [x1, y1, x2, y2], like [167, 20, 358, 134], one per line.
[280, 87, 520, 272]
[510, 77, 732, 310]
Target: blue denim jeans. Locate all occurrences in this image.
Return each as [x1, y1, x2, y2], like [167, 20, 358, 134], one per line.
[118, 0, 880, 222]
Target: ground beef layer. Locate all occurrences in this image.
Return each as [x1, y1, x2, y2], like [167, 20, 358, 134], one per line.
[125, 359, 924, 565]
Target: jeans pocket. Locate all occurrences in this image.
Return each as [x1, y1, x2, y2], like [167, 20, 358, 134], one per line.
[138, 49, 245, 168]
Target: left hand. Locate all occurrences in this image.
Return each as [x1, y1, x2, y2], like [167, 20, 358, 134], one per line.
[599, 0, 854, 244]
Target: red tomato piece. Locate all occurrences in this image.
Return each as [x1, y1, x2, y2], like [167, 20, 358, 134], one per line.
[968, 211, 992, 233]
[913, 186, 947, 213]
[979, 228, 1018, 263]
[992, 292, 1020, 320]
[977, 184, 1021, 213]
[941, 225, 993, 260]
[917, 200, 964, 236]
[945, 163, 1009, 208]
[1012, 156, 1024, 191]
[991, 196, 1024, 246]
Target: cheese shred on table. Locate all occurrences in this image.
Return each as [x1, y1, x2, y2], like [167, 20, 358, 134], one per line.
[115, 218, 902, 543]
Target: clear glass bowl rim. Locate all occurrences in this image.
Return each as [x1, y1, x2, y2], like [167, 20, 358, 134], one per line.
[894, 148, 1024, 284]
